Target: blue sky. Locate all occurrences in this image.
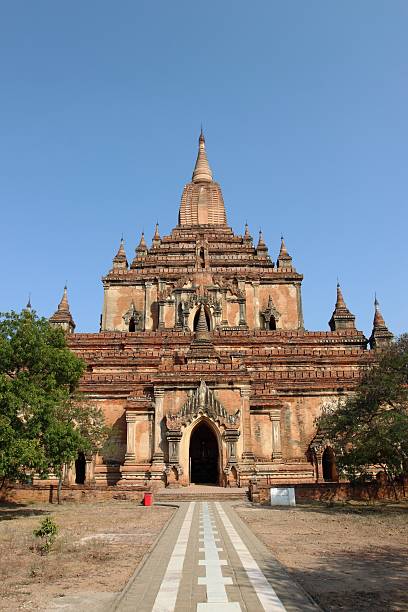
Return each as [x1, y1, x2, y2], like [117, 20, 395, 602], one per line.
[0, 2, 406, 337]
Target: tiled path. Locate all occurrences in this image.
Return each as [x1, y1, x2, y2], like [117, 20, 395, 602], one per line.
[114, 502, 319, 612]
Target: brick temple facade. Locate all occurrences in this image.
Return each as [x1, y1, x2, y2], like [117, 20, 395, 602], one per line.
[50, 131, 392, 488]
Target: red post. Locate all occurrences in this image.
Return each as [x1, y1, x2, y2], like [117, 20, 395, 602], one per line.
[143, 492, 153, 506]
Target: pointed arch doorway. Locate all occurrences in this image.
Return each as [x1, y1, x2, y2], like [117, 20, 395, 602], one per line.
[189, 421, 219, 485]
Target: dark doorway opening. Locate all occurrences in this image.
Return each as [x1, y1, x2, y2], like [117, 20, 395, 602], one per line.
[322, 447, 338, 482]
[269, 316, 276, 330]
[189, 422, 219, 484]
[75, 452, 86, 484]
[199, 247, 205, 269]
[129, 317, 136, 332]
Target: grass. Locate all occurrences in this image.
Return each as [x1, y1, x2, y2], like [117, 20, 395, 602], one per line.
[0, 500, 174, 611]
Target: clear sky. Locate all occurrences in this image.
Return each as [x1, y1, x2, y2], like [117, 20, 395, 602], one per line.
[0, 1, 406, 337]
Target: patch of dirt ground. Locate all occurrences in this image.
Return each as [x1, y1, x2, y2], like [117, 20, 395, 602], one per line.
[0, 500, 175, 611]
[236, 501, 408, 612]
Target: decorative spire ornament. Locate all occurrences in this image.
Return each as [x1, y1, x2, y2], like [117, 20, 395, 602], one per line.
[192, 128, 213, 183]
[369, 296, 393, 349]
[49, 286, 76, 333]
[243, 222, 252, 243]
[113, 237, 128, 269]
[136, 231, 148, 255]
[152, 222, 161, 248]
[328, 283, 356, 331]
[277, 236, 293, 271]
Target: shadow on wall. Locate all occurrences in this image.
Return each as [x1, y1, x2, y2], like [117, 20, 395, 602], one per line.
[100, 412, 127, 467]
[150, 302, 159, 330]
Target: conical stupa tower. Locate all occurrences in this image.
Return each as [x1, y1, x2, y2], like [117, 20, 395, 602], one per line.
[49, 286, 76, 333]
[179, 130, 227, 226]
[369, 297, 393, 349]
[328, 283, 356, 331]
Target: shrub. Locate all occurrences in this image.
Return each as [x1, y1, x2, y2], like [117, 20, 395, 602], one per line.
[33, 517, 58, 554]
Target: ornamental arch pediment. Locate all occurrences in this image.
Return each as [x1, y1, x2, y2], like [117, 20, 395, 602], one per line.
[166, 380, 240, 430]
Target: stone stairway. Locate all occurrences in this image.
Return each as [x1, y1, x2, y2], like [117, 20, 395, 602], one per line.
[155, 484, 249, 503]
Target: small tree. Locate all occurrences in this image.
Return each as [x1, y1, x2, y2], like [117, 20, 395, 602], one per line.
[317, 335, 408, 494]
[0, 309, 108, 501]
[47, 396, 109, 502]
[33, 517, 58, 554]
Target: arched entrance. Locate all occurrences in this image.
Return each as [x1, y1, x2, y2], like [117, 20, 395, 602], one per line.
[189, 421, 219, 484]
[322, 447, 338, 482]
[75, 452, 86, 484]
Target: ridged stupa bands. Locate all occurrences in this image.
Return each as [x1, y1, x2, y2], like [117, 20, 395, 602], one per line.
[179, 130, 227, 226]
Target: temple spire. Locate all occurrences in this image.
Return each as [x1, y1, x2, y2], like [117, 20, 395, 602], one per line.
[60, 285, 69, 310]
[49, 285, 76, 333]
[179, 131, 227, 226]
[113, 237, 128, 269]
[329, 283, 356, 331]
[152, 222, 161, 248]
[373, 295, 386, 327]
[192, 129, 213, 183]
[136, 231, 148, 255]
[243, 222, 252, 244]
[256, 230, 269, 257]
[335, 283, 346, 309]
[369, 296, 393, 349]
[277, 236, 294, 271]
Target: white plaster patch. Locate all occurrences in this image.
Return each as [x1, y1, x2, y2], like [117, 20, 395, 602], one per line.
[79, 533, 151, 544]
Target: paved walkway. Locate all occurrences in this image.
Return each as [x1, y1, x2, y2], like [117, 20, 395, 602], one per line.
[114, 502, 319, 612]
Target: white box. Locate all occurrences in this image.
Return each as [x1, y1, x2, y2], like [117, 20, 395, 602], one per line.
[270, 487, 296, 506]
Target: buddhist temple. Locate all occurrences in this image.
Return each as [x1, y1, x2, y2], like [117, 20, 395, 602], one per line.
[50, 131, 392, 488]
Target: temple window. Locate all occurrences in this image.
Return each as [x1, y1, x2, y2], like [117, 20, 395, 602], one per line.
[199, 247, 205, 269]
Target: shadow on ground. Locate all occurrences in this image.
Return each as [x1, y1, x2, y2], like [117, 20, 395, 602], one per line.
[256, 501, 408, 518]
[262, 546, 408, 612]
[0, 502, 50, 521]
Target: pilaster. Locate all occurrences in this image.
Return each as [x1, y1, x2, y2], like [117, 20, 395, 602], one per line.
[240, 385, 255, 462]
[269, 408, 283, 460]
[124, 411, 137, 464]
[144, 282, 153, 330]
[252, 282, 260, 329]
[152, 387, 165, 464]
